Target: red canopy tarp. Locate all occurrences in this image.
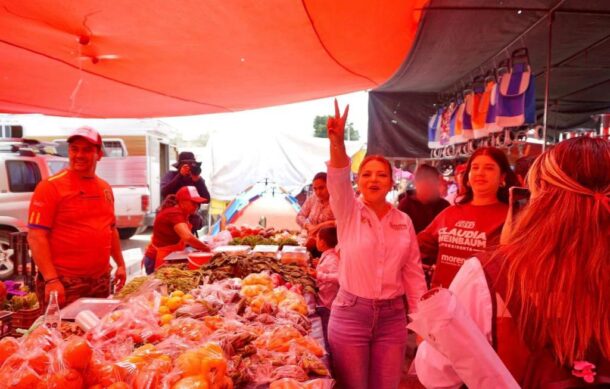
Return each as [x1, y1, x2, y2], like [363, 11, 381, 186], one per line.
[0, 0, 425, 118]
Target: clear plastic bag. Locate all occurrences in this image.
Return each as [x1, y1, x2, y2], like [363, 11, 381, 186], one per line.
[269, 377, 335, 389]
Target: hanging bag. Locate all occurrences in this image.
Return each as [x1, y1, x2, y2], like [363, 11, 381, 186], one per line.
[462, 89, 475, 140]
[472, 76, 487, 135]
[428, 108, 441, 149]
[495, 49, 532, 128]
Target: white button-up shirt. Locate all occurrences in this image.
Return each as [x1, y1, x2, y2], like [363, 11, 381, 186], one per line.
[327, 163, 427, 311]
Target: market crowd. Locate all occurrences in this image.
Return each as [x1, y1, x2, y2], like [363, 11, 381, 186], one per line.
[297, 100, 609, 389]
[25, 101, 609, 388]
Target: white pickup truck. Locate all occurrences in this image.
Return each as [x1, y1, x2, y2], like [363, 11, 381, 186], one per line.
[0, 140, 150, 253]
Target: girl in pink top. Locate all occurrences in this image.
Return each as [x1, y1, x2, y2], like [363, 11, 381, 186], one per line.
[326, 100, 427, 389]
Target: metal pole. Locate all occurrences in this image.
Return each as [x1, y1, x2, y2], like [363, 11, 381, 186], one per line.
[542, 12, 554, 151]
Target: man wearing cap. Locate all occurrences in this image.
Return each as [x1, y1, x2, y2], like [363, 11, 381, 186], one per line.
[144, 186, 211, 271]
[27, 127, 127, 307]
[161, 151, 210, 201]
[161, 151, 210, 234]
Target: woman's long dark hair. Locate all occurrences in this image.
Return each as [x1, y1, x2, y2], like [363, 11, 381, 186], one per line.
[457, 147, 518, 205]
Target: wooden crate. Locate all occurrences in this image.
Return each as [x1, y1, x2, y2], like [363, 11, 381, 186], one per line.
[0, 311, 13, 338]
[11, 307, 41, 336]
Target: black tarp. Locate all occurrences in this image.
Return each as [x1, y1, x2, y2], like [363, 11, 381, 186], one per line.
[369, 0, 610, 157]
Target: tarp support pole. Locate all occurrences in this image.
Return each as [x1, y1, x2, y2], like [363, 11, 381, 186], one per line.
[542, 11, 554, 151]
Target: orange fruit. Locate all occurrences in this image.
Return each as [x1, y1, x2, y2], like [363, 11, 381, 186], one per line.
[160, 313, 174, 325]
[175, 351, 202, 376]
[158, 305, 171, 315]
[166, 296, 183, 312]
[63, 336, 93, 370]
[172, 375, 209, 389]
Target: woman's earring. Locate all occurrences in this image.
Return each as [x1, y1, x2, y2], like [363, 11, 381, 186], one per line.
[501, 181, 506, 188]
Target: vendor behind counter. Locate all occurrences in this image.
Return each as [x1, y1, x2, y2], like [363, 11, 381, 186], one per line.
[143, 186, 210, 273]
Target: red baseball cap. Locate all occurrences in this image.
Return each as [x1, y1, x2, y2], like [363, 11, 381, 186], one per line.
[176, 186, 207, 203]
[67, 126, 103, 147]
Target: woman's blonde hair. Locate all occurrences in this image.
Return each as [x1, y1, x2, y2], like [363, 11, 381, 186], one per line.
[500, 137, 610, 365]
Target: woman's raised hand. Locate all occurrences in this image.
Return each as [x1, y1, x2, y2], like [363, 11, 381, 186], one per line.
[327, 99, 349, 145]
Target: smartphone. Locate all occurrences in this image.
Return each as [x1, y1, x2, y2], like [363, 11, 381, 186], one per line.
[510, 187, 531, 217]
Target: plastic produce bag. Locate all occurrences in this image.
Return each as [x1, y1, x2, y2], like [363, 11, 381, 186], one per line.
[270, 378, 335, 389]
[408, 288, 519, 389]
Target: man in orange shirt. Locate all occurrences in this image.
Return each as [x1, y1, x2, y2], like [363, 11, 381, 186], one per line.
[27, 127, 127, 307]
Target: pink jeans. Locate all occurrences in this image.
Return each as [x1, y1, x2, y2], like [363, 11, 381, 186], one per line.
[328, 289, 408, 389]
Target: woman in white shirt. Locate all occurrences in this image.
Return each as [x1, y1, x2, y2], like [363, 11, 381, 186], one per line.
[326, 100, 427, 389]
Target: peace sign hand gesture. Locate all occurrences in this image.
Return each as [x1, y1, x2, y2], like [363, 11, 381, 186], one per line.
[327, 99, 350, 146]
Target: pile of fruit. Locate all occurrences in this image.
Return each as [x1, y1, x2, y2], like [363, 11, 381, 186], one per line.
[229, 235, 298, 249]
[118, 253, 317, 301]
[0, 272, 332, 388]
[226, 225, 275, 239]
[226, 225, 299, 248]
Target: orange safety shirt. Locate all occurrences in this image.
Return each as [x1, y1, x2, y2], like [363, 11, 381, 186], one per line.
[28, 169, 115, 277]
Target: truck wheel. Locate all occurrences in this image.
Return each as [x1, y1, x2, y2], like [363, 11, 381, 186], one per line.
[118, 228, 137, 240]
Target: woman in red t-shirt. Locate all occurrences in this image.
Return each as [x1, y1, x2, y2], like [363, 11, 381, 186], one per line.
[418, 147, 518, 287]
[143, 186, 210, 273]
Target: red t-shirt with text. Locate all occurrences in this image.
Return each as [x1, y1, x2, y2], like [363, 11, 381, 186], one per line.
[418, 202, 508, 288]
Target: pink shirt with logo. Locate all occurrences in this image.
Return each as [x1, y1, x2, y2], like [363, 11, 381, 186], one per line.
[316, 248, 340, 309]
[327, 163, 427, 312]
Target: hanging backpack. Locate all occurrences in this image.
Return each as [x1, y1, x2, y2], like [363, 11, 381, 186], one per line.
[454, 99, 466, 144]
[495, 49, 533, 128]
[449, 97, 460, 142]
[440, 102, 455, 146]
[480, 254, 610, 388]
[428, 108, 441, 149]
[486, 80, 503, 134]
[471, 76, 488, 136]
[462, 89, 475, 140]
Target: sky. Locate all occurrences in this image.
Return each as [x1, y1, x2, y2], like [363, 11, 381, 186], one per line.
[161, 91, 369, 141]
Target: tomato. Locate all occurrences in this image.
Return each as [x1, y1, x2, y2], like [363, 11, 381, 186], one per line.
[37, 369, 83, 389]
[23, 327, 54, 352]
[107, 382, 132, 389]
[0, 337, 19, 366]
[86, 361, 123, 387]
[10, 368, 42, 389]
[63, 336, 93, 370]
[132, 369, 161, 389]
[28, 352, 50, 375]
[171, 375, 209, 389]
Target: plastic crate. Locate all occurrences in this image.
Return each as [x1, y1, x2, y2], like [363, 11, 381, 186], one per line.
[0, 311, 13, 338]
[11, 307, 41, 336]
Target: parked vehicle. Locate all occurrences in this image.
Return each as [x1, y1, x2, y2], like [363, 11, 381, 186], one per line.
[0, 140, 150, 248]
[0, 140, 68, 250]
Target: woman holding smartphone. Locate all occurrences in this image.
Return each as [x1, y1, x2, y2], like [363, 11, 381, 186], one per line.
[418, 147, 519, 288]
[326, 100, 427, 389]
[415, 136, 610, 387]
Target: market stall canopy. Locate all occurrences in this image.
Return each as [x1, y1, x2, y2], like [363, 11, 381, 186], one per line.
[368, 0, 610, 157]
[0, 0, 426, 118]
